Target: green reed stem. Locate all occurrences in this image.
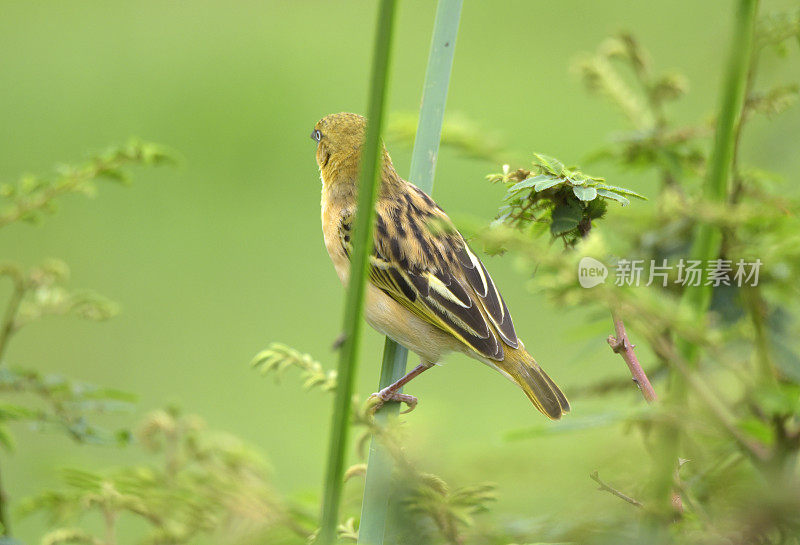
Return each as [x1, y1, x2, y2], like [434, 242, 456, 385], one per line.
[318, 1, 397, 543]
[679, 0, 759, 333]
[358, 1, 463, 544]
[653, 0, 759, 519]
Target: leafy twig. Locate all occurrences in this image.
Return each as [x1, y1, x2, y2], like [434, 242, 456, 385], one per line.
[589, 470, 643, 508]
[253, 342, 495, 545]
[489, 154, 644, 247]
[0, 140, 172, 229]
[251, 343, 337, 392]
[25, 408, 295, 544]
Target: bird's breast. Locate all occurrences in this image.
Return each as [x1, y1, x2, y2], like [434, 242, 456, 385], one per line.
[321, 194, 351, 285]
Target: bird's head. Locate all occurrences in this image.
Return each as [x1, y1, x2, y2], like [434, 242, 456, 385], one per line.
[311, 112, 394, 187]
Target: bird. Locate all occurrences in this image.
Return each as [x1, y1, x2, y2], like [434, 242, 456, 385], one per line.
[311, 112, 570, 420]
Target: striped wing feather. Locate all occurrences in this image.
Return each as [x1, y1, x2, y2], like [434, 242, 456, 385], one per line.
[339, 198, 519, 361]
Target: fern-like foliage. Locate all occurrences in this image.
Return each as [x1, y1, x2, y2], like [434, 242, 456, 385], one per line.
[0, 140, 173, 229]
[0, 367, 134, 448]
[251, 343, 337, 392]
[0, 143, 173, 540]
[576, 33, 707, 182]
[0, 261, 134, 450]
[475, 16, 800, 544]
[252, 343, 498, 545]
[404, 476, 496, 545]
[2, 260, 118, 334]
[576, 33, 687, 131]
[755, 9, 800, 54]
[21, 408, 304, 545]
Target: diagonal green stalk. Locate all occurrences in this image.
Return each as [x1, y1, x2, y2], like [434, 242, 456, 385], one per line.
[678, 0, 759, 337]
[318, 1, 397, 543]
[358, 1, 462, 544]
[652, 0, 759, 518]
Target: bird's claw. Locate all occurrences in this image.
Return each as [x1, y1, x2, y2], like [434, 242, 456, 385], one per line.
[368, 388, 418, 414]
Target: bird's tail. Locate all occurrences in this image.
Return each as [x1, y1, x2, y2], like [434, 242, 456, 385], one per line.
[501, 350, 570, 420]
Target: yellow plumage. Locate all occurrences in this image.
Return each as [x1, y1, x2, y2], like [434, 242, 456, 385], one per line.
[312, 112, 569, 419]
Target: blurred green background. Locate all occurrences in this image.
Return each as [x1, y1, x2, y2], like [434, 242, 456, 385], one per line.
[2, 0, 798, 542]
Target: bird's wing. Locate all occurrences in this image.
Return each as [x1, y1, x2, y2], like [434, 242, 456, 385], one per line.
[338, 184, 519, 361]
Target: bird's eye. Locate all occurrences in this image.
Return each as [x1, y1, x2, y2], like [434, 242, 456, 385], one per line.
[310, 129, 322, 142]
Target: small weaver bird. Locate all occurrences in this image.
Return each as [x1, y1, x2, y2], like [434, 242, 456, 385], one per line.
[312, 112, 569, 419]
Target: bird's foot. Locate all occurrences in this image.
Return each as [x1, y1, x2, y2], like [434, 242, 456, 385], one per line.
[368, 387, 418, 414]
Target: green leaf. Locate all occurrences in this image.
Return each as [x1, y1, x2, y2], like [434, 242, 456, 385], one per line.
[509, 174, 549, 192]
[596, 183, 647, 200]
[572, 185, 597, 201]
[550, 201, 583, 236]
[97, 167, 130, 184]
[533, 153, 565, 176]
[533, 176, 563, 192]
[596, 188, 630, 206]
[652, 73, 688, 103]
[567, 171, 589, 185]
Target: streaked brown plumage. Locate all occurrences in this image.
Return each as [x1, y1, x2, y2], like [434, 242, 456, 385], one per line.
[312, 112, 569, 419]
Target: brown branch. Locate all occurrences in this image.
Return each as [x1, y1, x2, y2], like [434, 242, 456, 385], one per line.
[589, 470, 643, 508]
[606, 310, 686, 513]
[0, 152, 143, 229]
[607, 309, 658, 403]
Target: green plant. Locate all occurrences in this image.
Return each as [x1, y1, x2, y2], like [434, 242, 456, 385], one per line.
[0, 141, 172, 229]
[0, 142, 172, 539]
[5, 146, 328, 545]
[359, 2, 464, 545]
[251, 3, 800, 544]
[466, 3, 800, 543]
[317, 1, 399, 544]
[20, 408, 305, 545]
[253, 346, 497, 545]
[487, 154, 645, 246]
